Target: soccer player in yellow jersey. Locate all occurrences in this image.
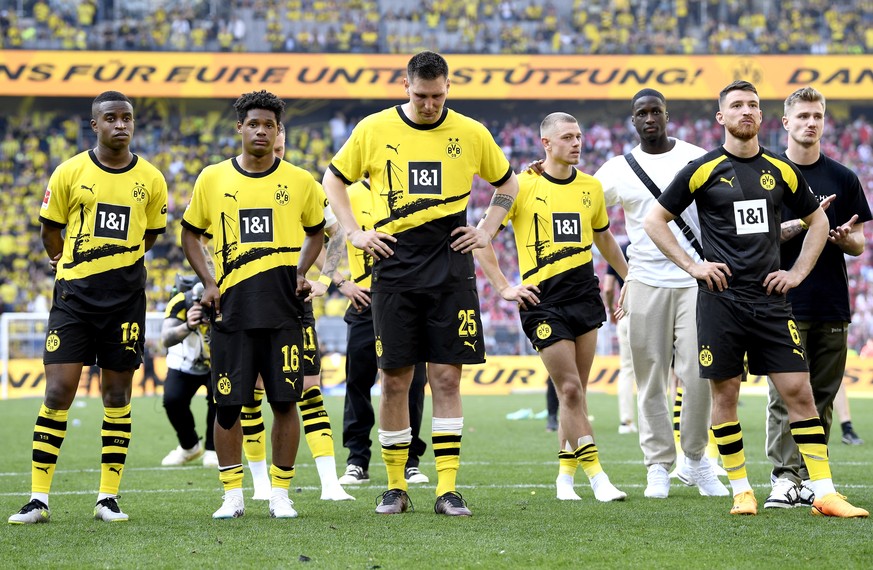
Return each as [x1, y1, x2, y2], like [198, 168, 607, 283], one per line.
[181, 90, 326, 519]
[645, 80, 867, 518]
[324, 51, 519, 516]
[475, 112, 629, 503]
[9, 91, 168, 524]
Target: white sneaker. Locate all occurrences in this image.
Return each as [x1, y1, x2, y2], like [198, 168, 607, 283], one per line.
[94, 497, 129, 522]
[202, 451, 219, 468]
[269, 494, 298, 518]
[682, 460, 730, 497]
[764, 478, 800, 509]
[320, 485, 356, 501]
[213, 494, 245, 519]
[556, 474, 581, 501]
[590, 472, 627, 502]
[618, 422, 638, 435]
[669, 453, 687, 481]
[338, 464, 369, 485]
[645, 464, 670, 499]
[8, 499, 50, 524]
[405, 467, 429, 484]
[161, 442, 204, 466]
[706, 456, 728, 477]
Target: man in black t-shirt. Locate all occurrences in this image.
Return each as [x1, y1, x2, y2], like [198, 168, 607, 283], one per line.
[764, 86, 872, 510]
[644, 80, 867, 518]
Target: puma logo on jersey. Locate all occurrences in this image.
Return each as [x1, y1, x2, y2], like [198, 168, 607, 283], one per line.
[464, 340, 478, 351]
[224, 191, 239, 201]
[285, 377, 297, 389]
[793, 348, 805, 360]
[386, 143, 400, 154]
[124, 345, 137, 353]
[108, 466, 122, 476]
[720, 177, 735, 188]
[80, 184, 96, 194]
[303, 354, 315, 364]
[535, 196, 547, 204]
[35, 465, 50, 474]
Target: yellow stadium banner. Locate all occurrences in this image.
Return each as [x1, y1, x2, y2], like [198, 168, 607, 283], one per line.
[0, 51, 871, 100]
[5, 355, 873, 399]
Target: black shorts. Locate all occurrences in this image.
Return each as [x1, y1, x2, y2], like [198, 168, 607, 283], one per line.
[696, 292, 808, 380]
[43, 284, 145, 370]
[371, 289, 485, 369]
[210, 327, 305, 406]
[301, 300, 321, 376]
[519, 294, 605, 352]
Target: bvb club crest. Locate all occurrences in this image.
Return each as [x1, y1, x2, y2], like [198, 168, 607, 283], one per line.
[536, 322, 552, 340]
[132, 181, 147, 203]
[217, 374, 232, 395]
[760, 171, 776, 191]
[699, 346, 713, 367]
[446, 138, 461, 159]
[45, 331, 61, 352]
[375, 338, 383, 357]
[275, 184, 290, 205]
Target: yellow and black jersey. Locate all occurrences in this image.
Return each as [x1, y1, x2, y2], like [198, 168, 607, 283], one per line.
[504, 169, 609, 306]
[164, 291, 187, 321]
[329, 106, 513, 292]
[182, 157, 326, 330]
[347, 179, 375, 289]
[659, 146, 819, 302]
[38, 150, 167, 306]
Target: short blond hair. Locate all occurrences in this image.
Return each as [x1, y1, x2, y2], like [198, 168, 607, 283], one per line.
[784, 86, 826, 116]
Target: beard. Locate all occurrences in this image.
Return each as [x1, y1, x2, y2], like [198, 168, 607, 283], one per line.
[726, 120, 759, 141]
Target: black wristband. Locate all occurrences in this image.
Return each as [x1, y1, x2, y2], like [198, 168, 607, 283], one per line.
[335, 279, 346, 289]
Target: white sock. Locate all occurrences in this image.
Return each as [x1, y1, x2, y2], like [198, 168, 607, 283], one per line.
[807, 478, 836, 498]
[31, 492, 49, 507]
[271, 487, 289, 500]
[729, 477, 752, 495]
[225, 488, 244, 500]
[315, 455, 340, 487]
[248, 459, 269, 487]
[96, 492, 115, 502]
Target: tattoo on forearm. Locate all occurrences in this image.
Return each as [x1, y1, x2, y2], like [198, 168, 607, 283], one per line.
[201, 243, 216, 278]
[321, 229, 346, 280]
[780, 220, 804, 243]
[490, 193, 514, 211]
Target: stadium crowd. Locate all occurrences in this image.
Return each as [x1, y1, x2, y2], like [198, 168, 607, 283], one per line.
[1, 0, 872, 55]
[1, 101, 871, 353]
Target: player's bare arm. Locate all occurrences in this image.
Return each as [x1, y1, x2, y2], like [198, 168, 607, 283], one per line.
[297, 227, 326, 296]
[764, 206, 828, 294]
[40, 224, 64, 272]
[181, 227, 220, 318]
[644, 202, 731, 291]
[323, 168, 396, 260]
[454, 173, 520, 254]
[472, 240, 540, 310]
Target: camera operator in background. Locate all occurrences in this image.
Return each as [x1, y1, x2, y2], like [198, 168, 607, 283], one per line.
[159, 275, 217, 467]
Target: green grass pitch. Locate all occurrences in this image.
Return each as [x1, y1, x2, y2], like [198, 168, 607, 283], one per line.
[1, 392, 870, 569]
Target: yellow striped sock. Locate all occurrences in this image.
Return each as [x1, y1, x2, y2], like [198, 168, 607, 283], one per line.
[381, 443, 409, 491]
[218, 464, 244, 492]
[558, 450, 577, 477]
[32, 404, 68, 494]
[433, 431, 462, 496]
[300, 386, 334, 459]
[269, 464, 295, 490]
[575, 438, 603, 479]
[99, 404, 131, 496]
[706, 427, 719, 460]
[672, 386, 683, 448]
[241, 389, 266, 462]
[790, 417, 832, 481]
[712, 420, 746, 481]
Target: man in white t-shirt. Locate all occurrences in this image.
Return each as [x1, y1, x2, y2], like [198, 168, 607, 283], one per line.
[594, 89, 728, 499]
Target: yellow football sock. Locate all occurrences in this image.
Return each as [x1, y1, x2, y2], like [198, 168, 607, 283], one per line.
[241, 389, 266, 463]
[99, 404, 131, 496]
[300, 386, 334, 459]
[791, 417, 832, 481]
[32, 404, 68, 494]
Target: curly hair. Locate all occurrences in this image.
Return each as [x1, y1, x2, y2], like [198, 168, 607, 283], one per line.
[232, 90, 285, 123]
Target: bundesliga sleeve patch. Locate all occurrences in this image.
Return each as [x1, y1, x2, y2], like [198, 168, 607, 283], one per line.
[42, 188, 51, 209]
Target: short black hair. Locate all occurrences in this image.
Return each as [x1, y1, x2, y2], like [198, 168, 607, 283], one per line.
[91, 91, 132, 118]
[719, 80, 758, 106]
[631, 88, 666, 109]
[407, 51, 449, 82]
[233, 90, 285, 123]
